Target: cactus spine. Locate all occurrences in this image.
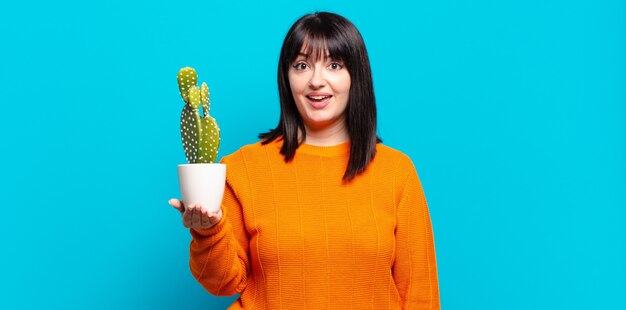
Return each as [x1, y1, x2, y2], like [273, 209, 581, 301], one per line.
[177, 67, 220, 163]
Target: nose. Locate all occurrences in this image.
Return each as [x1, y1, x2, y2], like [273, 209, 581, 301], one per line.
[308, 65, 326, 89]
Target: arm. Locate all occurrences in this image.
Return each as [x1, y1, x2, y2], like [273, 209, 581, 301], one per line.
[189, 173, 250, 296]
[392, 160, 441, 309]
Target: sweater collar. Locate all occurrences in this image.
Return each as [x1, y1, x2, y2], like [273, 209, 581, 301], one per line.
[272, 138, 351, 157]
[297, 141, 351, 157]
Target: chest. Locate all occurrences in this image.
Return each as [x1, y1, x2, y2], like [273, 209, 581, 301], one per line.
[240, 168, 399, 268]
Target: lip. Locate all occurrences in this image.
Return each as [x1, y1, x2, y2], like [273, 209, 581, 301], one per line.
[306, 92, 332, 97]
[305, 94, 331, 109]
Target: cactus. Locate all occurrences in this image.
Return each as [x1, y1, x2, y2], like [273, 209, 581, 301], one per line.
[177, 67, 220, 163]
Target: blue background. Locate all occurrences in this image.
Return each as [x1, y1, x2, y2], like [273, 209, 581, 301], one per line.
[1, 0, 624, 309]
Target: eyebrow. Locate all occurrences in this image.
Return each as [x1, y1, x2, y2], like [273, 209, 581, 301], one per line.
[296, 52, 333, 59]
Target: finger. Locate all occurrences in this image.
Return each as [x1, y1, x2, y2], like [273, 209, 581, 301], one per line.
[196, 207, 207, 228]
[204, 208, 218, 228]
[207, 214, 215, 227]
[183, 204, 194, 227]
[169, 199, 184, 213]
[200, 207, 210, 227]
[207, 211, 220, 227]
[191, 205, 202, 227]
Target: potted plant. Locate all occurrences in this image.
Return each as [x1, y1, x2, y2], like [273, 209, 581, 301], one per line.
[176, 67, 225, 213]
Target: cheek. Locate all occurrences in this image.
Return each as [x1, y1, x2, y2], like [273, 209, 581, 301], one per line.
[331, 73, 351, 95]
[288, 73, 307, 94]
[339, 76, 351, 109]
[343, 77, 351, 94]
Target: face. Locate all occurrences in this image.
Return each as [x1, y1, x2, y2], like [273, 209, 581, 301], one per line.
[288, 49, 351, 131]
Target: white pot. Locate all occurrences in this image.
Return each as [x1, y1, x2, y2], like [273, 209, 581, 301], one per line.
[177, 163, 226, 213]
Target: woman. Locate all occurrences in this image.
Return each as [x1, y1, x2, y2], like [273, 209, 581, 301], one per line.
[169, 12, 440, 309]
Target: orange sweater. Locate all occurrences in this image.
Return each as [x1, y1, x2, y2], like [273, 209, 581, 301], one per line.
[189, 139, 440, 309]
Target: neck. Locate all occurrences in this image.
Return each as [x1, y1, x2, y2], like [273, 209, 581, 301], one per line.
[300, 117, 349, 146]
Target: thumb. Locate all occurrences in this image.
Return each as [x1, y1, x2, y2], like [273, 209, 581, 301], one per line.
[168, 198, 184, 213]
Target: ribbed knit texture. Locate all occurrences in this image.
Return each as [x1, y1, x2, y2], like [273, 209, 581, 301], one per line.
[189, 139, 440, 309]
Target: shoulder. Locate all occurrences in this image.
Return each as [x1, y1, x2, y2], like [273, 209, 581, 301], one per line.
[220, 139, 280, 165]
[374, 143, 415, 170]
[371, 143, 420, 188]
[373, 144, 426, 202]
[217, 140, 279, 194]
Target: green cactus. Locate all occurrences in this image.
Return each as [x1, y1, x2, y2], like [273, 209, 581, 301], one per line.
[177, 67, 220, 163]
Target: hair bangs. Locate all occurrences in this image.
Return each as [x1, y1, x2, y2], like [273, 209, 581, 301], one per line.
[287, 23, 351, 66]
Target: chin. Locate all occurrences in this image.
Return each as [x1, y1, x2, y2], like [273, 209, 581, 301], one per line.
[306, 112, 330, 121]
[306, 115, 338, 126]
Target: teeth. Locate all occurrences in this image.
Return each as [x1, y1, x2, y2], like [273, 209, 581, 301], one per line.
[309, 95, 328, 100]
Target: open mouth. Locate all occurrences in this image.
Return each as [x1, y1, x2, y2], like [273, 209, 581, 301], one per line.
[306, 95, 332, 102]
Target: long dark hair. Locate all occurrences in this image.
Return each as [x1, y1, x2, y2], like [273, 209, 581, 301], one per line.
[259, 12, 381, 182]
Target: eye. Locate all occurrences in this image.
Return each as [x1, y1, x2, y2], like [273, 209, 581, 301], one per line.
[293, 62, 308, 71]
[329, 62, 344, 70]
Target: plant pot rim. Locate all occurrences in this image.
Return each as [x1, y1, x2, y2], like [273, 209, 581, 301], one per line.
[178, 163, 225, 166]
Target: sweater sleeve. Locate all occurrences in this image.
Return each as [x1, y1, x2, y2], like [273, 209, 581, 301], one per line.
[392, 160, 441, 309]
[188, 159, 250, 296]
